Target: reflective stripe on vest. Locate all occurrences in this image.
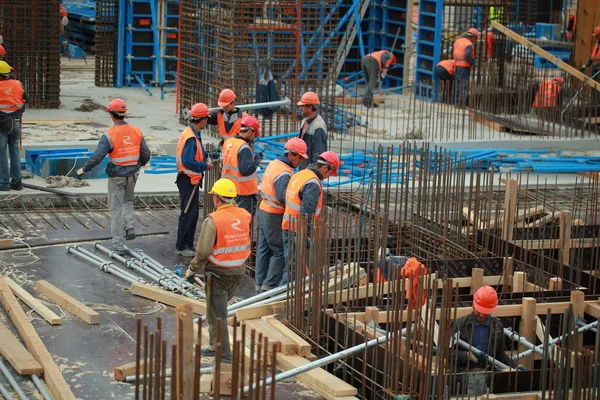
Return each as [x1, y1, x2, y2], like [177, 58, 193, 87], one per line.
[208, 206, 252, 268]
[592, 44, 600, 65]
[0, 80, 25, 115]
[104, 123, 143, 166]
[533, 80, 560, 108]
[437, 59, 455, 75]
[453, 38, 474, 68]
[259, 159, 293, 214]
[176, 126, 205, 185]
[221, 138, 258, 195]
[365, 50, 392, 72]
[217, 110, 248, 140]
[282, 170, 322, 232]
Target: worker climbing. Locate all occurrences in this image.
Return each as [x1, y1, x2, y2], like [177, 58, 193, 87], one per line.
[255, 138, 308, 294]
[220, 115, 262, 216]
[453, 28, 478, 107]
[207, 89, 248, 143]
[297, 92, 328, 170]
[361, 50, 396, 108]
[77, 99, 151, 255]
[175, 103, 214, 257]
[184, 178, 251, 364]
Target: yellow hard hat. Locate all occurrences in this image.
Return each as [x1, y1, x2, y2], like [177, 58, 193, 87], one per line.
[0, 61, 11, 75]
[208, 178, 237, 198]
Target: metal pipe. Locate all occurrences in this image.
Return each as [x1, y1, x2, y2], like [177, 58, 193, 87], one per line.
[0, 357, 27, 400]
[206, 98, 291, 113]
[31, 374, 52, 400]
[124, 367, 212, 383]
[516, 320, 599, 359]
[67, 246, 142, 284]
[577, 319, 598, 333]
[0, 378, 14, 400]
[504, 328, 544, 355]
[455, 337, 510, 370]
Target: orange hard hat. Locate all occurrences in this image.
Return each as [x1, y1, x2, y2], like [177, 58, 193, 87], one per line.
[389, 53, 397, 65]
[240, 115, 260, 137]
[318, 151, 341, 176]
[473, 286, 498, 314]
[553, 77, 564, 85]
[594, 26, 600, 36]
[106, 98, 127, 116]
[189, 103, 210, 118]
[284, 138, 308, 159]
[218, 89, 237, 107]
[297, 91, 320, 106]
[0, 45, 6, 55]
[467, 28, 479, 38]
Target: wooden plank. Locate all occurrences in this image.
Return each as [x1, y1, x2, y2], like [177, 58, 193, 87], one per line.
[5, 277, 61, 325]
[130, 282, 206, 315]
[0, 320, 43, 375]
[469, 111, 506, 132]
[35, 281, 100, 325]
[114, 360, 146, 381]
[176, 304, 194, 398]
[502, 178, 518, 242]
[585, 302, 600, 318]
[519, 298, 536, 369]
[559, 212, 573, 266]
[262, 316, 311, 356]
[517, 238, 600, 250]
[491, 22, 600, 91]
[242, 319, 282, 353]
[0, 277, 76, 400]
[254, 318, 297, 355]
[512, 271, 526, 293]
[470, 268, 484, 294]
[0, 239, 15, 249]
[235, 300, 286, 321]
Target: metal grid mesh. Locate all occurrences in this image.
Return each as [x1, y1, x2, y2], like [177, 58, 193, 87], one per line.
[95, 0, 119, 87]
[179, 0, 338, 137]
[0, 0, 61, 108]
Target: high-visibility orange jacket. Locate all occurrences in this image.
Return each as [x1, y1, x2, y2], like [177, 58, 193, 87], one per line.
[401, 258, 428, 310]
[0, 80, 25, 117]
[532, 80, 560, 108]
[208, 206, 252, 268]
[364, 50, 396, 72]
[215, 111, 248, 140]
[592, 43, 600, 67]
[176, 126, 205, 185]
[221, 137, 258, 195]
[453, 38, 475, 68]
[259, 158, 293, 214]
[437, 59, 456, 75]
[104, 123, 143, 166]
[566, 15, 576, 39]
[282, 168, 322, 231]
[59, 3, 67, 17]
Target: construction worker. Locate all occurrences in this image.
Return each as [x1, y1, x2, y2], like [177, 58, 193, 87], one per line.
[532, 77, 564, 120]
[297, 92, 328, 170]
[59, 3, 69, 35]
[435, 59, 455, 103]
[0, 47, 17, 80]
[207, 89, 248, 143]
[450, 286, 522, 394]
[361, 50, 397, 108]
[255, 138, 308, 294]
[175, 103, 214, 257]
[77, 99, 151, 255]
[453, 28, 479, 106]
[566, 10, 576, 41]
[221, 115, 262, 215]
[184, 178, 251, 364]
[280, 151, 340, 286]
[580, 26, 600, 83]
[0, 61, 27, 191]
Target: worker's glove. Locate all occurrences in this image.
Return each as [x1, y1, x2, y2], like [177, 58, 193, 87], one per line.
[474, 351, 488, 364]
[184, 267, 196, 284]
[209, 150, 221, 161]
[76, 168, 85, 177]
[580, 66, 587, 72]
[517, 365, 526, 371]
[62, 16, 69, 26]
[254, 152, 264, 165]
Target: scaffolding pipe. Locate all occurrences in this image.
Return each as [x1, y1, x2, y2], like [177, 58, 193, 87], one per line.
[31, 374, 52, 400]
[67, 246, 142, 284]
[455, 337, 510, 370]
[504, 328, 544, 355]
[578, 319, 598, 333]
[0, 379, 14, 400]
[207, 98, 291, 113]
[517, 320, 599, 359]
[71, 246, 142, 283]
[0, 357, 27, 400]
[95, 244, 165, 284]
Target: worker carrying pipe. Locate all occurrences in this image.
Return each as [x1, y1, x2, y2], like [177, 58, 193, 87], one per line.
[184, 178, 251, 364]
[297, 92, 328, 170]
[77, 99, 151, 255]
[453, 28, 479, 107]
[280, 151, 340, 287]
[360, 50, 397, 108]
[580, 26, 600, 85]
[0, 61, 28, 191]
[255, 138, 308, 294]
[221, 115, 262, 216]
[449, 286, 523, 395]
[174, 103, 214, 257]
[207, 89, 249, 143]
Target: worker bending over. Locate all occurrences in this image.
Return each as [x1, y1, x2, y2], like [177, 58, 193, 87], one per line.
[453, 28, 478, 106]
[297, 92, 327, 170]
[185, 178, 251, 364]
[361, 50, 396, 108]
[207, 89, 248, 143]
[77, 99, 151, 255]
[175, 103, 214, 257]
[280, 151, 340, 286]
[531, 77, 564, 121]
[580, 26, 600, 83]
[221, 116, 262, 215]
[435, 59, 455, 102]
[0, 61, 27, 191]
[255, 138, 308, 294]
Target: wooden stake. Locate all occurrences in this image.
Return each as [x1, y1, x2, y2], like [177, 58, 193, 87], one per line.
[571, 290, 585, 350]
[469, 268, 484, 294]
[512, 271, 526, 293]
[559, 212, 572, 267]
[502, 178, 518, 242]
[176, 304, 194, 399]
[549, 277, 563, 291]
[502, 257, 513, 293]
[518, 298, 536, 369]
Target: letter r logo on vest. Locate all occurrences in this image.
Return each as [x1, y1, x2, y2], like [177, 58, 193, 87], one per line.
[3, 88, 11, 95]
[291, 178, 298, 189]
[231, 219, 242, 231]
[122, 135, 133, 145]
[226, 141, 233, 151]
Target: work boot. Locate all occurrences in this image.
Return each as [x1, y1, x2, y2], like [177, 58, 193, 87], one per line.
[125, 229, 136, 241]
[201, 348, 216, 358]
[10, 182, 23, 191]
[175, 248, 195, 257]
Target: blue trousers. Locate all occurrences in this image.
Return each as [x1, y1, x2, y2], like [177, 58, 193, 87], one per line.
[280, 229, 291, 286]
[255, 209, 284, 291]
[455, 67, 471, 105]
[0, 119, 22, 188]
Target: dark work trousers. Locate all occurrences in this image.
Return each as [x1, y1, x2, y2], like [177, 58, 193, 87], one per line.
[176, 173, 200, 251]
[361, 56, 381, 107]
[255, 209, 285, 291]
[434, 66, 455, 103]
[207, 273, 243, 363]
[454, 66, 471, 106]
[236, 194, 257, 217]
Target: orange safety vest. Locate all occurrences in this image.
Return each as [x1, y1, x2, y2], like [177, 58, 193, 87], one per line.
[533, 80, 560, 108]
[216, 111, 248, 140]
[437, 59, 455, 75]
[221, 137, 258, 196]
[0, 80, 25, 115]
[259, 159, 293, 214]
[59, 3, 67, 17]
[104, 123, 143, 166]
[566, 15, 576, 39]
[208, 205, 252, 268]
[453, 38, 475, 68]
[365, 50, 394, 72]
[282, 169, 322, 232]
[176, 126, 205, 185]
[485, 32, 494, 59]
[591, 43, 600, 66]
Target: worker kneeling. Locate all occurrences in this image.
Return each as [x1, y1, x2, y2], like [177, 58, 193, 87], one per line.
[184, 178, 251, 364]
[450, 286, 523, 395]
